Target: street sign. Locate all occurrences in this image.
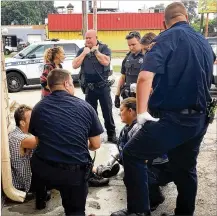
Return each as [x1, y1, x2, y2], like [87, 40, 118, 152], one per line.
[198, 0, 217, 13]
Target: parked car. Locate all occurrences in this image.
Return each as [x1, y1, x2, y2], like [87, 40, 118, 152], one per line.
[207, 37, 217, 88]
[4, 45, 17, 55]
[5, 39, 113, 93]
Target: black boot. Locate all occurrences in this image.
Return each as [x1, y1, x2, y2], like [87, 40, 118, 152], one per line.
[36, 198, 46, 210]
[35, 190, 51, 210]
[149, 184, 165, 211]
[88, 173, 109, 187]
[111, 209, 151, 216]
[96, 163, 120, 178]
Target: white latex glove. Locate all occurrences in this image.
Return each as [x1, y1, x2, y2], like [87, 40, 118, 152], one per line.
[137, 112, 159, 125]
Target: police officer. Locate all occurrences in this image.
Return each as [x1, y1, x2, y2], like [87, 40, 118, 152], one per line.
[114, 32, 156, 108]
[73, 29, 117, 143]
[114, 32, 143, 108]
[111, 2, 215, 216]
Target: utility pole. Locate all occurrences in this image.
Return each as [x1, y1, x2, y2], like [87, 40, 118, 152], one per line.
[200, 13, 204, 34]
[205, 13, 209, 37]
[82, 0, 88, 39]
[93, 0, 97, 31]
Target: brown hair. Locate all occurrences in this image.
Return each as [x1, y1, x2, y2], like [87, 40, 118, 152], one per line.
[140, 32, 156, 45]
[121, 97, 136, 111]
[126, 31, 141, 40]
[164, 2, 187, 25]
[44, 46, 64, 62]
[47, 68, 71, 90]
[14, 104, 32, 127]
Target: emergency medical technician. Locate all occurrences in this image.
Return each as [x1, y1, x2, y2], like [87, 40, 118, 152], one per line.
[115, 32, 143, 108]
[73, 30, 117, 143]
[111, 2, 215, 216]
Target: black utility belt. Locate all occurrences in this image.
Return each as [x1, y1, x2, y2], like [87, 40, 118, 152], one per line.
[151, 109, 205, 118]
[87, 81, 108, 89]
[36, 154, 87, 171]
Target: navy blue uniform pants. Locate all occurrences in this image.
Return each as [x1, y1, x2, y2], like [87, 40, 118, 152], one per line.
[31, 154, 88, 216]
[123, 112, 208, 215]
[85, 85, 116, 136]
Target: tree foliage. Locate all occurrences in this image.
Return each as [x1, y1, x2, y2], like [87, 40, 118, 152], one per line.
[182, 0, 198, 23]
[1, 1, 57, 25]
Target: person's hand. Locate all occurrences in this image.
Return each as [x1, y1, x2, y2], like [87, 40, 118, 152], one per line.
[91, 45, 99, 53]
[83, 47, 91, 55]
[137, 112, 159, 125]
[114, 95, 120, 108]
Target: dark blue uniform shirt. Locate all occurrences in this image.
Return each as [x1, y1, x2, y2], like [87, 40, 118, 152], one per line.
[76, 43, 111, 83]
[29, 90, 104, 164]
[141, 21, 214, 111]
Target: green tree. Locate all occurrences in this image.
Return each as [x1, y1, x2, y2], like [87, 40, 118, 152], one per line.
[182, 0, 198, 23]
[1, 1, 57, 25]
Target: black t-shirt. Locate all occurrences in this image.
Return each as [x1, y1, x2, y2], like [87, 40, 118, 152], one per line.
[29, 90, 104, 164]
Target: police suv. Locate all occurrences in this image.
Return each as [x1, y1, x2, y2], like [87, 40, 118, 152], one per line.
[5, 39, 114, 93]
[207, 37, 217, 88]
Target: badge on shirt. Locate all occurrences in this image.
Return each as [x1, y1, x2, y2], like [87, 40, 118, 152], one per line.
[138, 58, 143, 64]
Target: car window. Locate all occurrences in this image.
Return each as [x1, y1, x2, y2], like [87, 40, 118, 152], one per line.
[29, 45, 52, 58]
[211, 44, 217, 56]
[58, 43, 79, 55]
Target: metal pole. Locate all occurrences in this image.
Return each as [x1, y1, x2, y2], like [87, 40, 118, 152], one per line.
[200, 13, 204, 34]
[82, 0, 88, 39]
[93, 0, 97, 31]
[205, 13, 209, 37]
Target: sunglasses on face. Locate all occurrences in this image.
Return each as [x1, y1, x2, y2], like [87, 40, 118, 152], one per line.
[128, 31, 141, 39]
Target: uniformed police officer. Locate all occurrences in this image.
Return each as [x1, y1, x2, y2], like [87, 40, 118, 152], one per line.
[111, 2, 215, 216]
[114, 32, 156, 108]
[73, 29, 117, 143]
[114, 32, 143, 108]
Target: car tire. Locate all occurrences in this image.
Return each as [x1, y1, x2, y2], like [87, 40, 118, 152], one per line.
[5, 49, 10, 55]
[7, 72, 24, 93]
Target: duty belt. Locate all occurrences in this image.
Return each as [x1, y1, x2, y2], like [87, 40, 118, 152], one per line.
[151, 109, 205, 118]
[179, 109, 204, 114]
[87, 81, 107, 90]
[36, 154, 86, 171]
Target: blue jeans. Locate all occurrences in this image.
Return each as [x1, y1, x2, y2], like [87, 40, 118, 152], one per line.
[123, 112, 208, 215]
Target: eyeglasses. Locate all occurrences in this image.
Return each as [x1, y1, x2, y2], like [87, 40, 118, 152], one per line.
[128, 31, 141, 39]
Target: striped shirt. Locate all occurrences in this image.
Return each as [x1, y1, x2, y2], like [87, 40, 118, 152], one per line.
[8, 127, 33, 192]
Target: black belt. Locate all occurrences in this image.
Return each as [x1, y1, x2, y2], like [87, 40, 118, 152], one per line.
[87, 81, 107, 89]
[35, 154, 86, 171]
[151, 109, 204, 118]
[179, 109, 204, 115]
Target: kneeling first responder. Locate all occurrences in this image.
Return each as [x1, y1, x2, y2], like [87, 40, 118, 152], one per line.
[73, 29, 117, 143]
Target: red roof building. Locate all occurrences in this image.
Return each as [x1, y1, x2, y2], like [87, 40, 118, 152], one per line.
[48, 13, 164, 31]
[47, 13, 164, 51]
